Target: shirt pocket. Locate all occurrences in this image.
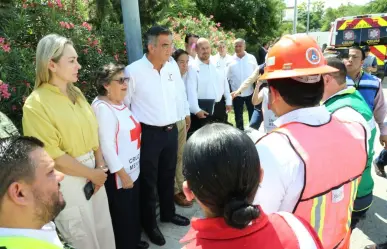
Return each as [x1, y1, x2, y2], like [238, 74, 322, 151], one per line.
[55, 206, 87, 243]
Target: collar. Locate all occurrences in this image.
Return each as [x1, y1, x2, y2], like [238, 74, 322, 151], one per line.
[180, 206, 268, 243]
[234, 52, 247, 60]
[40, 83, 63, 94]
[322, 86, 356, 104]
[274, 106, 331, 128]
[142, 54, 167, 70]
[354, 70, 364, 85]
[0, 222, 63, 247]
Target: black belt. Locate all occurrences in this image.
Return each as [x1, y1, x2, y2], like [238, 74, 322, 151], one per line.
[141, 123, 176, 132]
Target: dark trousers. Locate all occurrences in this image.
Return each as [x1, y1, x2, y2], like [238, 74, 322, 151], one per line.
[140, 124, 178, 231]
[350, 193, 373, 230]
[233, 94, 254, 130]
[375, 149, 387, 166]
[105, 173, 141, 249]
[249, 104, 263, 130]
[189, 98, 228, 137]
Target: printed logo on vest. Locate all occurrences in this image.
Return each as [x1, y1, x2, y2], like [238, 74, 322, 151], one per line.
[332, 185, 344, 203]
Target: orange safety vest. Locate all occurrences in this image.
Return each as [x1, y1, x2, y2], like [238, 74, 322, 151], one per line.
[267, 116, 367, 249]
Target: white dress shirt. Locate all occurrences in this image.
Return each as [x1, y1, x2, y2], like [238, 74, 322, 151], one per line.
[211, 53, 232, 88]
[124, 55, 180, 126]
[169, 57, 190, 121]
[227, 52, 258, 97]
[186, 58, 232, 114]
[188, 55, 196, 66]
[0, 222, 63, 248]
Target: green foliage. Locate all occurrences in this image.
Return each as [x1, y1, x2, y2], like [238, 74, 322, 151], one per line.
[297, 1, 324, 32]
[194, 0, 285, 43]
[159, 13, 236, 54]
[0, 0, 126, 131]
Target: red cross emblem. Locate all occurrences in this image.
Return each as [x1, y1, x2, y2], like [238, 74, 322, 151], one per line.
[129, 116, 141, 149]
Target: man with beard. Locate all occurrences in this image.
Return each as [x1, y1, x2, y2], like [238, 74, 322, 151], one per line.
[0, 136, 66, 249]
[186, 38, 232, 134]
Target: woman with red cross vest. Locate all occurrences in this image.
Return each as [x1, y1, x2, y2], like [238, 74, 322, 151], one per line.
[92, 63, 148, 249]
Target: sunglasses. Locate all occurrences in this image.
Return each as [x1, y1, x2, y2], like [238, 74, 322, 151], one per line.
[111, 77, 129, 85]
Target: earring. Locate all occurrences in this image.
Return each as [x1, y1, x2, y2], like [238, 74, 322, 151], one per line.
[107, 91, 111, 97]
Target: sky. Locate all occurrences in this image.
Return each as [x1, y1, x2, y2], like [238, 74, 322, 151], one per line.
[284, 0, 372, 8]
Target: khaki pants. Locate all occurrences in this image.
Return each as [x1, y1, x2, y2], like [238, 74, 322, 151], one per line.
[174, 119, 187, 194]
[55, 151, 116, 249]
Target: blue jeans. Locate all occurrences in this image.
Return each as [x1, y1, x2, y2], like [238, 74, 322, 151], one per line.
[232, 94, 254, 130]
[249, 104, 263, 130]
[375, 149, 387, 166]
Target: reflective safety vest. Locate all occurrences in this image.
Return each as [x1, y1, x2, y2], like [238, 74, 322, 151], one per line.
[346, 72, 380, 110]
[274, 117, 367, 249]
[0, 236, 63, 249]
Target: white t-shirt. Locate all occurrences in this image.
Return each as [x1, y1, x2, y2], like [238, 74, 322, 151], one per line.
[261, 87, 277, 133]
[92, 99, 141, 188]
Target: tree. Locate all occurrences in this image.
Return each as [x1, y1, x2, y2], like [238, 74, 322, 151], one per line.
[367, 0, 387, 13]
[297, 0, 324, 32]
[194, 0, 285, 43]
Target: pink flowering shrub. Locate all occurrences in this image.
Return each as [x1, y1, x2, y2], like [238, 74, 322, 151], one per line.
[0, 0, 127, 131]
[160, 13, 236, 54]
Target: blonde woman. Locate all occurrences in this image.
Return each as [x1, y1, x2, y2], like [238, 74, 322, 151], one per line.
[22, 34, 115, 249]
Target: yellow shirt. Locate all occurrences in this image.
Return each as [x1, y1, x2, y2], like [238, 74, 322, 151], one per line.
[22, 83, 99, 159]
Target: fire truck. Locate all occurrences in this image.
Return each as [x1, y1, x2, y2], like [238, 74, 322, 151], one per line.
[329, 13, 387, 79]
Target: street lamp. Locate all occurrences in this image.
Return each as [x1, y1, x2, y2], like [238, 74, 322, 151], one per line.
[293, 0, 298, 34]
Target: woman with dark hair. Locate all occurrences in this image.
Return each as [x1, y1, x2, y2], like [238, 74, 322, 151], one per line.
[180, 123, 323, 249]
[91, 63, 148, 249]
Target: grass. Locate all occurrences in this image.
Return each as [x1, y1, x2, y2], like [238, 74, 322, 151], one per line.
[227, 108, 250, 128]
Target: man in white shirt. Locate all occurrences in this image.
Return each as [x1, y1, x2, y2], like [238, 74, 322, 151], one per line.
[185, 33, 199, 65]
[186, 38, 232, 135]
[227, 38, 257, 130]
[124, 26, 190, 246]
[211, 40, 232, 80]
[0, 136, 65, 248]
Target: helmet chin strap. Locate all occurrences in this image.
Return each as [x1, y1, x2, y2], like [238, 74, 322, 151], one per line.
[291, 75, 321, 83]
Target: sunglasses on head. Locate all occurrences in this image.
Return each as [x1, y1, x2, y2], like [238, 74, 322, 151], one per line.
[111, 77, 129, 85]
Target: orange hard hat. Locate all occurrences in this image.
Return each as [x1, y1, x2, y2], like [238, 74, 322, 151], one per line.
[260, 34, 338, 82]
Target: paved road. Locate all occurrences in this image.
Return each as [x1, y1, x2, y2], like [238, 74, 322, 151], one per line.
[146, 79, 387, 249]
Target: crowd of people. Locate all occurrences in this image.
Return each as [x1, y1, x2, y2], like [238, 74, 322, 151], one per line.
[0, 24, 387, 249]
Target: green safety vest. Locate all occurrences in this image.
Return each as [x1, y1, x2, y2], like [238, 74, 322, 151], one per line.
[0, 236, 63, 249]
[323, 87, 376, 199]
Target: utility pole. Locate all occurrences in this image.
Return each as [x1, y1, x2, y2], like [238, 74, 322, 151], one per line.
[121, 0, 143, 64]
[306, 0, 311, 34]
[293, 0, 298, 34]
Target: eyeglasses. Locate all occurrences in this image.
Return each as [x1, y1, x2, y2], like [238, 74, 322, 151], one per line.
[111, 77, 129, 85]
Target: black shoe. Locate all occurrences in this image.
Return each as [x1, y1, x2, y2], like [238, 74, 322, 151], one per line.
[161, 214, 190, 226]
[145, 227, 165, 246]
[365, 241, 387, 249]
[137, 240, 149, 249]
[373, 159, 386, 177]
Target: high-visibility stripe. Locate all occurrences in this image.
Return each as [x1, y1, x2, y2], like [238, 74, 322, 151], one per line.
[339, 17, 387, 30]
[370, 46, 386, 66]
[310, 195, 326, 242]
[346, 179, 359, 230]
[318, 195, 327, 240]
[277, 212, 318, 249]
